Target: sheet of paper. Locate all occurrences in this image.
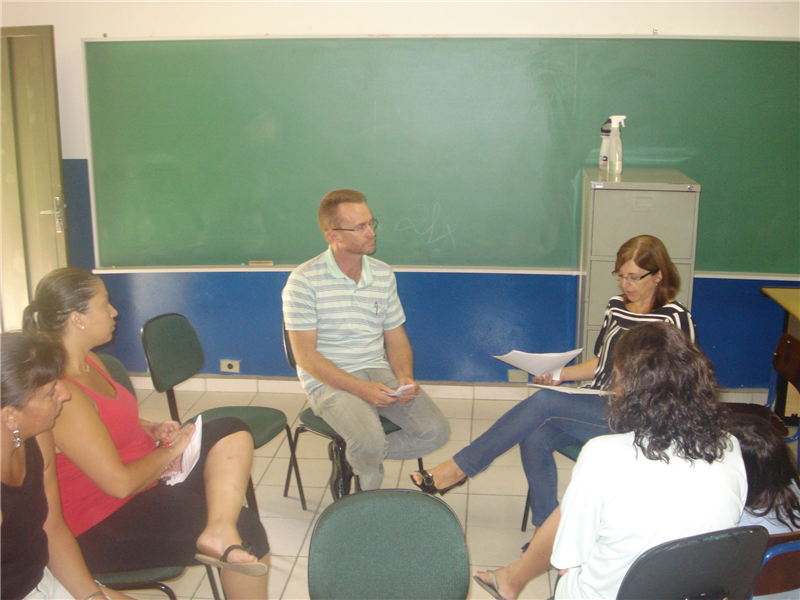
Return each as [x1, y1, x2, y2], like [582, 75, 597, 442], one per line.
[527, 383, 609, 396]
[493, 348, 584, 380]
[383, 384, 414, 397]
[165, 414, 203, 486]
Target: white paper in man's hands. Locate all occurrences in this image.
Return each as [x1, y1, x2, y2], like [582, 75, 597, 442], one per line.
[493, 348, 584, 380]
[165, 414, 203, 486]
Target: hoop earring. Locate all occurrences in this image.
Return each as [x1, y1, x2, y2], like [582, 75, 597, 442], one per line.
[12, 428, 21, 449]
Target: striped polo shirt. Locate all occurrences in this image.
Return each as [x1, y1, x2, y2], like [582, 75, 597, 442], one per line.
[282, 247, 406, 392]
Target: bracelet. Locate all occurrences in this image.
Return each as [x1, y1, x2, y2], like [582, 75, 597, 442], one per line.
[84, 591, 106, 600]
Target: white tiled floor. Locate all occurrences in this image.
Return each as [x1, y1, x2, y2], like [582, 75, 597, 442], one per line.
[125, 386, 566, 599]
[125, 384, 799, 600]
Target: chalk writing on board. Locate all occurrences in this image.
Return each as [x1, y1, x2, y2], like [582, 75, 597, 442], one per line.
[395, 203, 457, 246]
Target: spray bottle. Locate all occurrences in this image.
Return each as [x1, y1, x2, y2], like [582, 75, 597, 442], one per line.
[598, 118, 612, 171]
[607, 115, 627, 174]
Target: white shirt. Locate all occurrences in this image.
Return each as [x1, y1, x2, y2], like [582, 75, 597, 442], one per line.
[552, 432, 748, 600]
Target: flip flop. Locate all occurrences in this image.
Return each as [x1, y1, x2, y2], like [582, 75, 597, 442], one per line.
[409, 470, 467, 496]
[195, 544, 269, 576]
[473, 571, 505, 600]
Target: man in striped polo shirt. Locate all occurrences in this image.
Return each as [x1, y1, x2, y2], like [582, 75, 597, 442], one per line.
[282, 189, 450, 499]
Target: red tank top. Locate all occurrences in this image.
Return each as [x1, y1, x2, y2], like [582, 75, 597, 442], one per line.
[57, 356, 157, 536]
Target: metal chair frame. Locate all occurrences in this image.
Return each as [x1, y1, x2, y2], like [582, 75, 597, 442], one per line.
[282, 321, 424, 505]
[142, 313, 305, 512]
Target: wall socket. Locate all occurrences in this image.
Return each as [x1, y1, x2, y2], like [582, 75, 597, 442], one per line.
[220, 359, 240, 373]
[508, 369, 529, 383]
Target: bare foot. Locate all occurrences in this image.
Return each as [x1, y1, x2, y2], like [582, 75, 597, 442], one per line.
[410, 459, 467, 491]
[474, 566, 517, 600]
[196, 526, 258, 565]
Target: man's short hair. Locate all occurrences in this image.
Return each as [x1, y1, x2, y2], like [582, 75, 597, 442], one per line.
[318, 189, 366, 232]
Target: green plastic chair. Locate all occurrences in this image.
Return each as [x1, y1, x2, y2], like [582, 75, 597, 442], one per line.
[521, 442, 583, 532]
[95, 354, 222, 600]
[308, 489, 470, 600]
[92, 566, 186, 600]
[281, 322, 423, 506]
[141, 313, 305, 512]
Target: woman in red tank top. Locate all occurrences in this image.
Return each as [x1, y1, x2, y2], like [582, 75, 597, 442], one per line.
[24, 268, 269, 600]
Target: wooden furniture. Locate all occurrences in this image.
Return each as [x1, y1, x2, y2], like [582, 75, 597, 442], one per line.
[761, 287, 800, 424]
[755, 530, 800, 597]
[577, 168, 700, 361]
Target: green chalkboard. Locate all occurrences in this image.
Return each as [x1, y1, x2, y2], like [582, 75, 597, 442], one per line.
[85, 38, 799, 272]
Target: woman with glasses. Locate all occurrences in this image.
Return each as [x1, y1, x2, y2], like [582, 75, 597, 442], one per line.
[411, 236, 696, 582]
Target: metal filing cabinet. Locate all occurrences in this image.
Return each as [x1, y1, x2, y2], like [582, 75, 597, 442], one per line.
[577, 167, 701, 361]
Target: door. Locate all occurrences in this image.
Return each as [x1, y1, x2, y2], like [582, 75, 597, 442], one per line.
[1, 25, 68, 330]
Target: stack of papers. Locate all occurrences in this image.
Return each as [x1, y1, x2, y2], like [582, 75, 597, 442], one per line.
[165, 414, 203, 486]
[493, 349, 607, 395]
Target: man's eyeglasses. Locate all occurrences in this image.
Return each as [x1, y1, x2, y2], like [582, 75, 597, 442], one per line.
[332, 219, 379, 234]
[612, 269, 657, 283]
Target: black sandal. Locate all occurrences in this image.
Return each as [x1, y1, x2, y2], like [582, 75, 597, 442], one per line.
[410, 470, 467, 496]
[195, 544, 269, 576]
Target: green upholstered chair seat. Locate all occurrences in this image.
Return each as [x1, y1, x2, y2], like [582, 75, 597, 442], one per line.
[186, 406, 288, 448]
[94, 566, 185, 588]
[299, 407, 401, 438]
[308, 489, 469, 600]
[557, 443, 583, 462]
[142, 313, 305, 515]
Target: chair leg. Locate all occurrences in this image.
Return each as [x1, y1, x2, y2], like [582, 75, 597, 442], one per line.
[333, 437, 352, 498]
[521, 492, 531, 532]
[283, 425, 307, 510]
[205, 566, 223, 600]
[102, 579, 179, 600]
[285, 426, 309, 510]
[154, 583, 178, 600]
[245, 476, 258, 514]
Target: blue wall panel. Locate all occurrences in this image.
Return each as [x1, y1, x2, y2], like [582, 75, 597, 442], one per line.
[691, 278, 795, 389]
[98, 270, 578, 383]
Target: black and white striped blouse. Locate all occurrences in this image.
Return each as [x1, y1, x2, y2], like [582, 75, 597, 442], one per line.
[587, 295, 697, 391]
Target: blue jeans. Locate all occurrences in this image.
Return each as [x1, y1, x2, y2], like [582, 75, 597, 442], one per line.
[453, 388, 609, 527]
[308, 368, 451, 490]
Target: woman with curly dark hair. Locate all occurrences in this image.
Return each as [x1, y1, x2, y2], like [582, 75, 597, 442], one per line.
[474, 322, 747, 600]
[728, 413, 800, 534]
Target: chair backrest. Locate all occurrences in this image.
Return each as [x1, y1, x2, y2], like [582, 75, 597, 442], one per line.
[754, 529, 800, 596]
[141, 313, 205, 395]
[282, 321, 297, 370]
[308, 489, 470, 600]
[616, 526, 770, 600]
[97, 353, 136, 397]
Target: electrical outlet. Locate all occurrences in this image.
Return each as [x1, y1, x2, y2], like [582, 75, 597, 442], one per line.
[220, 359, 240, 373]
[508, 369, 529, 383]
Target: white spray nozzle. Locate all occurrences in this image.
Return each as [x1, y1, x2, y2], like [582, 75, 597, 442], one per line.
[610, 115, 627, 129]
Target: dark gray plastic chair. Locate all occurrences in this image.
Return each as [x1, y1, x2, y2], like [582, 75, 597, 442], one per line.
[614, 526, 769, 600]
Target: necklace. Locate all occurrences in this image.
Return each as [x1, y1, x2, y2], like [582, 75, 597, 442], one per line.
[78, 362, 90, 373]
